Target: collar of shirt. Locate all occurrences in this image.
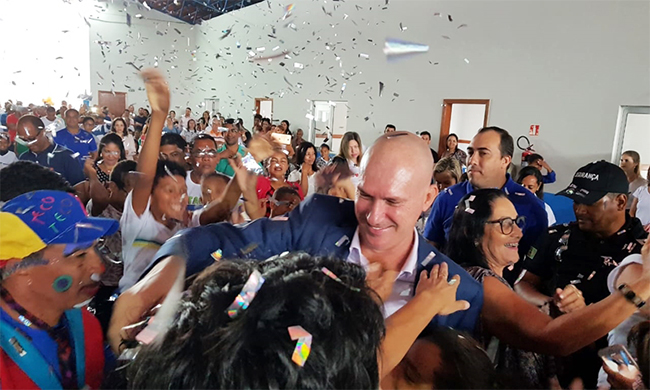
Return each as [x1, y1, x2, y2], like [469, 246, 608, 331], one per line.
[463, 173, 519, 193]
[347, 227, 420, 282]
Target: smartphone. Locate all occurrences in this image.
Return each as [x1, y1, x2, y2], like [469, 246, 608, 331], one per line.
[271, 132, 291, 145]
[598, 344, 640, 379]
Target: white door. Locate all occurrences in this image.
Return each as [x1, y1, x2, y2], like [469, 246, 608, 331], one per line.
[612, 106, 650, 178]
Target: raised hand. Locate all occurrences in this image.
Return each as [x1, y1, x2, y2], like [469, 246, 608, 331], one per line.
[415, 262, 470, 315]
[83, 155, 97, 178]
[140, 68, 170, 115]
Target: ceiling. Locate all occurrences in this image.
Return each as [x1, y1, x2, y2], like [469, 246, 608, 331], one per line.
[136, 0, 265, 25]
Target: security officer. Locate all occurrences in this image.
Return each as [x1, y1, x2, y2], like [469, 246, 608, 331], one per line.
[515, 160, 648, 388]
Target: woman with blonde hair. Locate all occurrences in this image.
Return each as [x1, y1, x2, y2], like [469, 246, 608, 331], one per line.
[620, 150, 648, 210]
[335, 131, 363, 187]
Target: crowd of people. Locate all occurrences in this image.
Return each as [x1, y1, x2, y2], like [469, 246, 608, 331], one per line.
[1, 69, 649, 390]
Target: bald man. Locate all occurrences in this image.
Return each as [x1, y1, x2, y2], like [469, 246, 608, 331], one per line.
[106, 132, 484, 351]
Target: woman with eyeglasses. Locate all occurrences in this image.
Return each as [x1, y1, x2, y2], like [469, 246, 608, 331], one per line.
[445, 188, 650, 389]
[93, 133, 126, 184]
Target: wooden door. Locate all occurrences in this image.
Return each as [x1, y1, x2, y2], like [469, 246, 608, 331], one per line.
[438, 99, 490, 156]
[98, 91, 127, 118]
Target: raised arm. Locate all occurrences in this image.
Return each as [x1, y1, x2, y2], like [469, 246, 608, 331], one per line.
[131, 69, 170, 216]
[484, 242, 650, 356]
[379, 263, 469, 379]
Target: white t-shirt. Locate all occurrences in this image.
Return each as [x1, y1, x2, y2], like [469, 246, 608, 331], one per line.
[186, 172, 203, 211]
[0, 150, 18, 170]
[122, 133, 137, 160]
[544, 202, 556, 227]
[348, 160, 361, 187]
[41, 116, 65, 136]
[632, 185, 650, 226]
[287, 169, 317, 197]
[119, 191, 183, 291]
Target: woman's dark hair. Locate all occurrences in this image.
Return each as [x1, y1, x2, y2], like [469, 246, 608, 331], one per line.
[111, 117, 128, 135]
[281, 119, 290, 130]
[98, 133, 126, 162]
[418, 327, 504, 389]
[160, 132, 187, 150]
[0, 161, 75, 202]
[516, 166, 544, 200]
[446, 133, 459, 151]
[128, 253, 385, 389]
[243, 131, 252, 147]
[296, 142, 319, 173]
[187, 119, 196, 130]
[110, 160, 137, 191]
[446, 189, 507, 269]
[153, 160, 187, 188]
[524, 153, 544, 165]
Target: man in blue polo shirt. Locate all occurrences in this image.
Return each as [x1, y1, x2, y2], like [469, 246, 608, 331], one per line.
[53, 109, 97, 167]
[424, 127, 547, 281]
[17, 115, 85, 186]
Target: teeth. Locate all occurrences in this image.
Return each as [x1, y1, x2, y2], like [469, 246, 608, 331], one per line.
[505, 243, 518, 248]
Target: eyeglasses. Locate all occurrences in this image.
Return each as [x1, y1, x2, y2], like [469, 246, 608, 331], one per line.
[102, 150, 120, 157]
[271, 199, 299, 207]
[192, 149, 218, 158]
[17, 129, 42, 145]
[486, 215, 526, 235]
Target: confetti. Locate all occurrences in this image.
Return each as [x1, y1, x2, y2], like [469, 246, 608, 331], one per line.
[220, 29, 232, 39]
[359, 53, 369, 59]
[126, 13, 132, 27]
[164, 164, 178, 182]
[379, 81, 384, 97]
[294, 62, 304, 69]
[283, 3, 295, 20]
[448, 14, 453, 22]
[226, 270, 265, 318]
[458, 24, 468, 29]
[335, 235, 349, 247]
[464, 58, 470, 64]
[340, 83, 346, 95]
[211, 249, 223, 261]
[465, 208, 475, 214]
[142, 1, 151, 10]
[383, 38, 429, 57]
[448, 278, 458, 285]
[321, 267, 361, 292]
[71, 152, 80, 159]
[442, 35, 450, 40]
[399, 22, 407, 31]
[288, 326, 312, 367]
[421, 251, 436, 267]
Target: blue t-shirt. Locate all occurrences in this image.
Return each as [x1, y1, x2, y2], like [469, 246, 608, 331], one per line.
[19, 143, 85, 185]
[542, 170, 556, 184]
[424, 174, 548, 257]
[53, 128, 97, 166]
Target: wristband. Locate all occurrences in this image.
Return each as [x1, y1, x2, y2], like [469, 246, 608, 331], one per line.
[617, 283, 646, 309]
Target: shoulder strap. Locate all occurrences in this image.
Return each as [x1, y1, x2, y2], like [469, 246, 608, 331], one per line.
[64, 309, 86, 389]
[0, 318, 63, 390]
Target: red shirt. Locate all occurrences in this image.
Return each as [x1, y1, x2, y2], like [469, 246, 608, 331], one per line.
[6, 114, 18, 143]
[256, 176, 304, 217]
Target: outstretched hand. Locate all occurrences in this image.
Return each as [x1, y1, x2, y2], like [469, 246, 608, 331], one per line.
[416, 262, 470, 315]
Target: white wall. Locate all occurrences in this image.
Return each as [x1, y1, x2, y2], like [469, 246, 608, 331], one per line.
[193, 0, 650, 191]
[0, 0, 91, 107]
[87, 0, 200, 112]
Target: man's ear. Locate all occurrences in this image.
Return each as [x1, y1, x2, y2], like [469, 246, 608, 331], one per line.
[616, 194, 628, 211]
[424, 184, 439, 212]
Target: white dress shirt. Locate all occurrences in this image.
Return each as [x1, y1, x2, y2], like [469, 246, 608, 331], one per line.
[347, 227, 420, 317]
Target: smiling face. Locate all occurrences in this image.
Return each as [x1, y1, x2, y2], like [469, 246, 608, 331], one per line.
[151, 175, 188, 222]
[481, 197, 523, 272]
[355, 135, 437, 261]
[101, 142, 122, 166]
[64, 110, 79, 132]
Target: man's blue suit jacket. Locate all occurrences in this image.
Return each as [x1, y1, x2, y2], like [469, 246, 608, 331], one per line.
[148, 194, 484, 334]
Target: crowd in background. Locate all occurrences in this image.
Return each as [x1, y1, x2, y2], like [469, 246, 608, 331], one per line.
[1, 69, 649, 390]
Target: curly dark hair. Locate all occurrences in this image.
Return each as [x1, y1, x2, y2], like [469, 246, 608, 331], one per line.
[128, 253, 385, 389]
[0, 161, 75, 202]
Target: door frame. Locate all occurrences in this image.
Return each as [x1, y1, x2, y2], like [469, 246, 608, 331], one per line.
[254, 98, 273, 119]
[611, 105, 650, 164]
[438, 99, 490, 155]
